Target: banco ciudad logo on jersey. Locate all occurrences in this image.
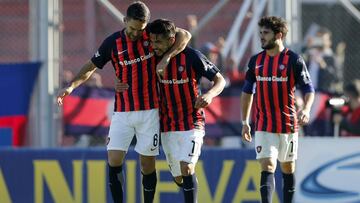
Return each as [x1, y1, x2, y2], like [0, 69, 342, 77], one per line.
[256, 75, 288, 82]
[300, 152, 360, 202]
[119, 52, 153, 66]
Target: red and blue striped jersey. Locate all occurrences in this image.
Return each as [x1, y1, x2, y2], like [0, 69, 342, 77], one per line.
[91, 29, 159, 112]
[158, 47, 219, 132]
[244, 48, 312, 133]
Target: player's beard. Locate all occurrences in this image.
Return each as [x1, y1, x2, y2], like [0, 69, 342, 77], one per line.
[262, 37, 277, 50]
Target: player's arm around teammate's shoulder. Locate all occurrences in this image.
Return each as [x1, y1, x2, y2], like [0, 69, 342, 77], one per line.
[156, 27, 192, 77]
[57, 60, 98, 106]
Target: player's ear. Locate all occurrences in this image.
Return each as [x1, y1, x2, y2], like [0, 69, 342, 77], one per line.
[123, 17, 128, 24]
[169, 37, 176, 44]
[275, 32, 283, 40]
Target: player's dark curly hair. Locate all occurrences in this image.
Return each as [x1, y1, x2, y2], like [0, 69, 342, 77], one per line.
[147, 19, 176, 39]
[258, 16, 288, 38]
[126, 1, 150, 22]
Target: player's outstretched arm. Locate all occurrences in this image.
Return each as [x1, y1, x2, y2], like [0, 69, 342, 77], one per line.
[194, 72, 226, 109]
[156, 27, 191, 77]
[57, 60, 97, 106]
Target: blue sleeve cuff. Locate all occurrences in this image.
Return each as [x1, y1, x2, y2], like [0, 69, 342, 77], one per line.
[301, 83, 315, 93]
[242, 80, 256, 94]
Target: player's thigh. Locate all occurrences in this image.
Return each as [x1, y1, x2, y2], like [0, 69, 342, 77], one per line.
[254, 131, 280, 160]
[175, 130, 205, 166]
[161, 132, 181, 177]
[278, 132, 298, 163]
[107, 112, 135, 152]
[134, 109, 160, 156]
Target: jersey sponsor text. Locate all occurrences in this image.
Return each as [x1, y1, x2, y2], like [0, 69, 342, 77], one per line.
[256, 75, 288, 82]
[160, 78, 189, 84]
[119, 52, 153, 66]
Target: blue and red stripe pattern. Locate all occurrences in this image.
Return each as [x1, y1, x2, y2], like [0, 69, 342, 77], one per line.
[91, 30, 158, 112]
[0, 62, 40, 146]
[244, 48, 313, 133]
[158, 47, 219, 132]
[63, 86, 113, 136]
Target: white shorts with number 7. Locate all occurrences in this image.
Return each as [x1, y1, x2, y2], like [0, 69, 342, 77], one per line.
[161, 129, 205, 177]
[254, 131, 298, 162]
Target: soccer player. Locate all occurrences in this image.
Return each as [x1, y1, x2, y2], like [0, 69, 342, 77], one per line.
[149, 19, 225, 203]
[240, 16, 315, 203]
[57, 2, 191, 203]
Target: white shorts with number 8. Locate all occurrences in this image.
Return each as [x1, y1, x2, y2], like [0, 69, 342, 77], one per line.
[107, 109, 160, 156]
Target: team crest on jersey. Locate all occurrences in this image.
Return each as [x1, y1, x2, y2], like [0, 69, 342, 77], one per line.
[279, 64, 285, 70]
[256, 146, 262, 153]
[143, 41, 149, 46]
[94, 51, 100, 58]
[178, 66, 184, 72]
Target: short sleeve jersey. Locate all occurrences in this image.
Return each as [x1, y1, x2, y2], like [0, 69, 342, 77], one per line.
[158, 47, 220, 132]
[91, 29, 158, 112]
[244, 48, 312, 133]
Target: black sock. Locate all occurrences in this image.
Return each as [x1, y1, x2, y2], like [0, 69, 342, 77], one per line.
[182, 174, 198, 203]
[173, 178, 183, 188]
[142, 170, 157, 203]
[108, 164, 124, 203]
[260, 171, 275, 203]
[283, 173, 295, 203]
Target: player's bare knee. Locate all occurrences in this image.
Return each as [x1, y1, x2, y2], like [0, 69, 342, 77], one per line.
[259, 158, 276, 172]
[108, 150, 126, 166]
[180, 161, 194, 176]
[140, 155, 156, 174]
[174, 176, 183, 185]
[280, 161, 295, 174]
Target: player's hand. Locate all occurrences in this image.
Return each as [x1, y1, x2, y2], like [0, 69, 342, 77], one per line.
[114, 78, 129, 92]
[156, 56, 170, 79]
[194, 93, 213, 109]
[57, 87, 73, 106]
[297, 108, 310, 125]
[241, 123, 252, 142]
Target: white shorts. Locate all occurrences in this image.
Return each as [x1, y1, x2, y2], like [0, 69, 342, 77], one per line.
[254, 131, 298, 162]
[107, 109, 160, 156]
[161, 129, 205, 177]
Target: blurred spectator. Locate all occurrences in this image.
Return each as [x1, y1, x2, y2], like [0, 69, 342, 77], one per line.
[61, 72, 107, 147]
[79, 72, 106, 146]
[86, 72, 103, 87]
[333, 79, 360, 136]
[186, 14, 198, 48]
[200, 41, 221, 66]
[304, 27, 342, 94]
[199, 40, 224, 90]
[62, 70, 74, 86]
